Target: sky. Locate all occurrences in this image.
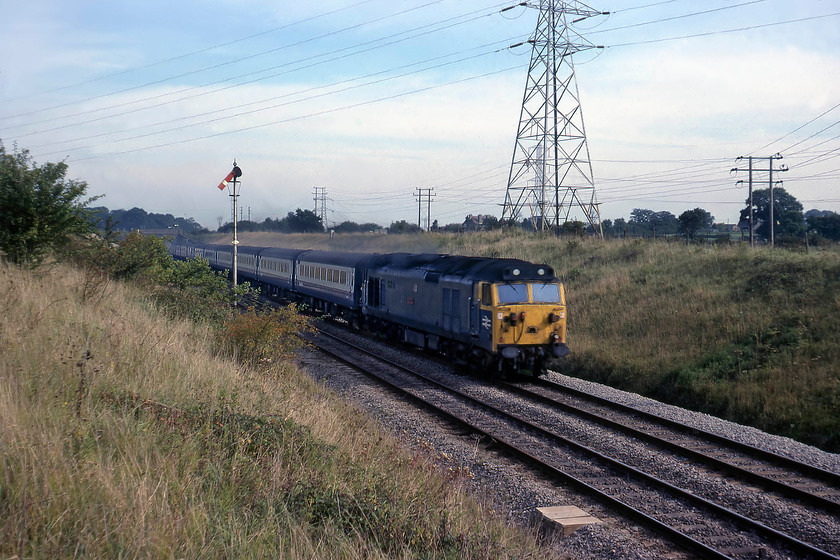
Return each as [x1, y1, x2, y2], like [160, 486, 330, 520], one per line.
[1, 0, 839, 230]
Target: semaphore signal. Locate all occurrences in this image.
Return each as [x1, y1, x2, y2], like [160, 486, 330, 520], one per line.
[217, 161, 242, 284]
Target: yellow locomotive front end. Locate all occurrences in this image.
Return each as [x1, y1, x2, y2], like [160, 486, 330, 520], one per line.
[479, 279, 569, 376]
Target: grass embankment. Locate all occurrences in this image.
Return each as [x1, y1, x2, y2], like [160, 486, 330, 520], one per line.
[0, 261, 549, 558]
[227, 230, 840, 452]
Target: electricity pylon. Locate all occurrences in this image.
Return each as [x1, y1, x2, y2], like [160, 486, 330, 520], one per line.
[502, 0, 604, 236]
[313, 186, 328, 230]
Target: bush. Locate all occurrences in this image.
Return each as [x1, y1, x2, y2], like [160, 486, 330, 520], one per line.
[152, 257, 253, 325]
[223, 305, 313, 370]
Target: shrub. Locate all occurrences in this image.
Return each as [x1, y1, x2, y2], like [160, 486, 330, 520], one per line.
[151, 257, 254, 325]
[223, 305, 313, 369]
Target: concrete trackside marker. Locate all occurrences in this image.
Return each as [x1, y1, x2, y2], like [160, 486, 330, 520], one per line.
[535, 505, 602, 538]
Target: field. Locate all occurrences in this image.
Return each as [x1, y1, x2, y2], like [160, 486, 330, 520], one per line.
[0, 260, 550, 558]
[215, 231, 840, 452]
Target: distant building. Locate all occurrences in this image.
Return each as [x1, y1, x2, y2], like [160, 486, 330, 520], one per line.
[463, 214, 488, 232]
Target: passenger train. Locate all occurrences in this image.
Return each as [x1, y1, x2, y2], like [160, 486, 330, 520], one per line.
[167, 236, 570, 376]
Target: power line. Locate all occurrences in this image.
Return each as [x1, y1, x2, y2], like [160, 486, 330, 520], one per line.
[29, 40, 515, 155]
[0, 1, 454, 123]
[750, 102, 840, 155]
[589, 0, 768, 35]
[0, 0, 381, 103]
[43, 64, 522, 162]
[606, 10, 840, 48]
[1, 3, 503, 134]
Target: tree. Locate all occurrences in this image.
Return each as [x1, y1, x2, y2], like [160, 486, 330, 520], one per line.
[560, 220, 586, 236]
[627, 209, 678, 237]
[739, 187, 804, 240]
[218, 208, 323, 234]
[482, 215, 502, 230]
[806, 210, 840, 241]
[678, 208, 714, 240]
[332, 220, 381, 233]
[90, 206, 207, 233]
[283, 209, 323, 233]
[0, 144, 98, 265]
[388, 220, 422, 234]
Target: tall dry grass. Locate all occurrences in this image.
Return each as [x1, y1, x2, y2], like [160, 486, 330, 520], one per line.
[0, 261, 549, 558]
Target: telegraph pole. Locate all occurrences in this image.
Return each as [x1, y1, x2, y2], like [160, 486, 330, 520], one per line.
[732, 154, 787, 247]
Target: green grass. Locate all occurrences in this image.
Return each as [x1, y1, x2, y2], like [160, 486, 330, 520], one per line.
[0, 261, 549, 559]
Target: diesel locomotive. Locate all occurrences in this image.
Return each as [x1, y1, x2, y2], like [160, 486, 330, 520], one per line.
[168, 236, 569, 376]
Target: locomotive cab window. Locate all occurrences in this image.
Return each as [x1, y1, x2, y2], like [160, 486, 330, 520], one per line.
[481, 283, 492, 305]
[496, 283, 528, 304]
[532, 283, 561, 303]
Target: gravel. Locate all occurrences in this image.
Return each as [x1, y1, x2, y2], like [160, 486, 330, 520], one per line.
[299, 322, 840, 560]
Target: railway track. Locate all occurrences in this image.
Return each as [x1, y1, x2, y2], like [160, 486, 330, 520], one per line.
[503, 378, 840, 515]
[306, 326, 840, 560]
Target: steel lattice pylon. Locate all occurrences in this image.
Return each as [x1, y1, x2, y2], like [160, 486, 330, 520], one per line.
[502, 0, 603, 236]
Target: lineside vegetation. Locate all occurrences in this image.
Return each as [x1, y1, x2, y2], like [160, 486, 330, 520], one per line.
[0, 237, 549, 559]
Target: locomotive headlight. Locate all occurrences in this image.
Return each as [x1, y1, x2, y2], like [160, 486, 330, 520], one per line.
[537, 268, 545, 276]
[548, 312, 561, 323]
[512, 268, 520, 276]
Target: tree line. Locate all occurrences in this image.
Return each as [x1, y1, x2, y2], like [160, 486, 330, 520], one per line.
[2, 142, 839, 266]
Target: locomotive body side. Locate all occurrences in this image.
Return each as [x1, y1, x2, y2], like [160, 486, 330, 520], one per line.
[363, 253, 472, 351]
